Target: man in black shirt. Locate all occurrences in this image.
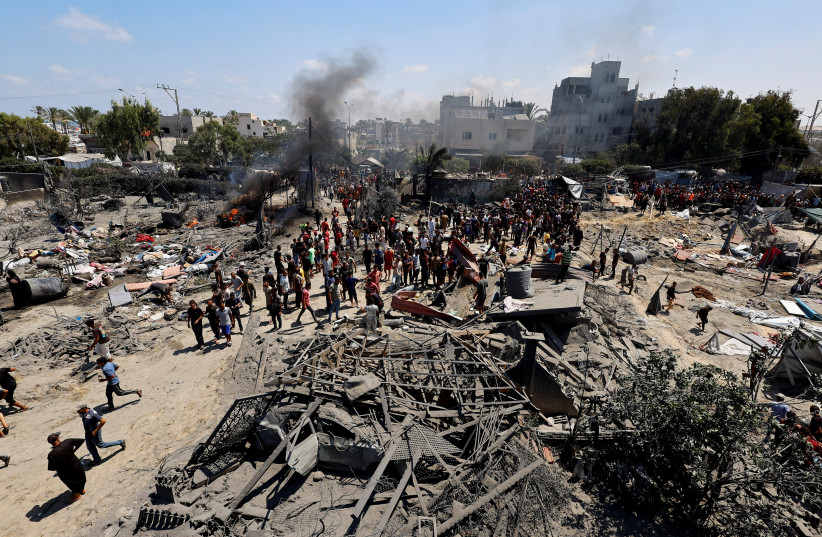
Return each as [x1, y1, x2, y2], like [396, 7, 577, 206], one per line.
[47, 432, 86, 503]
[0, 367, 27, 411]
[225, 294, 244, 333]
[478, 255, 489, 280]
[186, 300, 205, 350]
[205, 300, 221, 342]
[696, 306, 712, 331]
[473, 278, 489, 314]
[77, 403, 124, 466]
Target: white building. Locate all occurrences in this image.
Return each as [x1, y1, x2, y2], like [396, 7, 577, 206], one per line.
[237, 113, 265, 138]
[438, 95, 535, 161]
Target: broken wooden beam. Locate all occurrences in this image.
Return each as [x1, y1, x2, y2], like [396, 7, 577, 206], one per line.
[437, 459, 544, 534]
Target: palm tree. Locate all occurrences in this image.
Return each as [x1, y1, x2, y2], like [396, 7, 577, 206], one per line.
[192, 107, 203, 117]
[223, 109, 239, 125]
[181, 108, 193, 117]
[202, 110, 215, 118]
[30, 106, 48, 120]
[524, 102, 548, 120]
[413, 143, 451, 201]
[383, 147, 409, 176]
[46, 107, 62, 131]
[69, 106, 99, 134]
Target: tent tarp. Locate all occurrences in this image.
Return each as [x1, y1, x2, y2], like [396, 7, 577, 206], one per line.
[561, 176, 583, 199]
[760, 181, 807, 198]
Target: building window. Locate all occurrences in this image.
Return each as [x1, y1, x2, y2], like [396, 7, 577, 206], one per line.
[612, 127, 623, 135]
[253, 132, 256, 136]
[506, 134, 512, 140]
[604, 72, 610, 82]
[610, 73, 616, 83]
[462, 132, 472, 140]
[562, 126, 566, 134]
[597, 114, 602, 123]
[247, 124, 251, 129]
[161, 127, 170, 134]
[146, 151, 151, 160]
[488, 133, 497, 140]
[607, 96, 612, 103]
[649, 107, 655, 113]
[600, 97, 605, 104]
[603, 114, 608, 123]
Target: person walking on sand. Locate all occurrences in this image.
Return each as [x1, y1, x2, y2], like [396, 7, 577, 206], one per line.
[85, 319, 113, 361]
[216, 302, 234, 346]
[186, 300, 205, 350]
[205, 299, 221, 342]
[96, 357, 141, 411]
[77, 404, 124, 466]
[0, 366, 28, 412]
[696, 306, 712, 332]
[296, 285, 318, 324]
[46, 432, 86, 503]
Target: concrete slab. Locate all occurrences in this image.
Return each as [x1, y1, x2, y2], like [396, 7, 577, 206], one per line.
[488, 279, 585, 320]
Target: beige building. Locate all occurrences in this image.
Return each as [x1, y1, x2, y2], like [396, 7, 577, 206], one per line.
[438, 95, 535, 160]
[159, 115, 222, 140]
[237, 113, 286, 138]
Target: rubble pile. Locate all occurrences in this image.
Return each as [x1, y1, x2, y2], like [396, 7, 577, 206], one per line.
[1, 313, 145, 370]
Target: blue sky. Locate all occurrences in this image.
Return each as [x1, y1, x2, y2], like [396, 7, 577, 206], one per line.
[1, 1, 820, 126]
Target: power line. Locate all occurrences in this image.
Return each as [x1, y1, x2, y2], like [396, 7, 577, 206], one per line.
[0, 88, 120, 101]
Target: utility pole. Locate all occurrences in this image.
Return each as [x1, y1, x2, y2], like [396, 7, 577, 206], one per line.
[572, 96, 584, 163]
[343, 101, 353, 154]
[806, 100, 822, 140]
[157, 84, 182, 141]
[308, 117, 314, 208]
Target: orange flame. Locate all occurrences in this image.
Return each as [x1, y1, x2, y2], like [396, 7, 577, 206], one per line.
[186, 218, 199, 228]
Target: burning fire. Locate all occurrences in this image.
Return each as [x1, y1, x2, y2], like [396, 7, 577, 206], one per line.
[218, 208, 245, 227]
[186, 218, 199, 228]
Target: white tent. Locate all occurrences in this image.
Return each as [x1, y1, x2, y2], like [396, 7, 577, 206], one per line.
[561, 176, 583, 199]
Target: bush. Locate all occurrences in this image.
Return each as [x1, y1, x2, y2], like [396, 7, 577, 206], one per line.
[0, 158, 51, 174]
[59, 172, 234, 199]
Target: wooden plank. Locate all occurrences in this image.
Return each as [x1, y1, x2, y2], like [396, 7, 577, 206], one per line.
[373, 448, 423, 535]
[378, 386, 393, 434]
[229, 399, 321, 510]
[351, 414, 415, 520]
[436, 404, 523, 437]
[438, 460, 543, 534]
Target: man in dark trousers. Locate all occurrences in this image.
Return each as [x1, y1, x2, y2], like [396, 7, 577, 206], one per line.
[47, 432, 86, 503]
[205, 300, 221, 342]
[696, 306, 712, 332]
[611, 248, 620, 277]
[96, 357, 141, 411]
[555, 245, 574, 284]
[0, 366, 28, 412]
[186, 300, 205, 350]
[77, 403, 124, 466]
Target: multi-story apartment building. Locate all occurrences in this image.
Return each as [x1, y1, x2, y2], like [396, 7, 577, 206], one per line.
[545, 60, 638, 158]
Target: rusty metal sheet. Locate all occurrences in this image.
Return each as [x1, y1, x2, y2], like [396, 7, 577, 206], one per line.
[391, 294, 462, 322]
[450, 238, 479, 273]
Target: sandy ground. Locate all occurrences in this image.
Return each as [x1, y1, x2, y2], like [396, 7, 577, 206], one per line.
[0, 190, 817, 536]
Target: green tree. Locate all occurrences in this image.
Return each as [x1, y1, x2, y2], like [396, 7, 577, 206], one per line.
[592, 350, 822, 536]
[192, 107, 203, 117]
[508, 157, 542, 176]
[0, 113, 69, 158]
[95, 98, 161, 160]
[645, 87, 742, 168]
[443, 157, 469, 174]
[413, 143, 451, 201]
[180, 108, 193, 117]
[609, 142, 648, 166]
[30, 106, 47, 121]
[382, 147, 409, 175]
[177, 121, 248, 167]
[46, 107, 62, 131]
[523, 102, 548, 120]
[581, 157, 615, 175]
[223, 109, 239, 125]
[735, 91, 809, 177]
[202, 110, 215, 118]
[68, 106, 99, 134]
[797, 166, 822, 184]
